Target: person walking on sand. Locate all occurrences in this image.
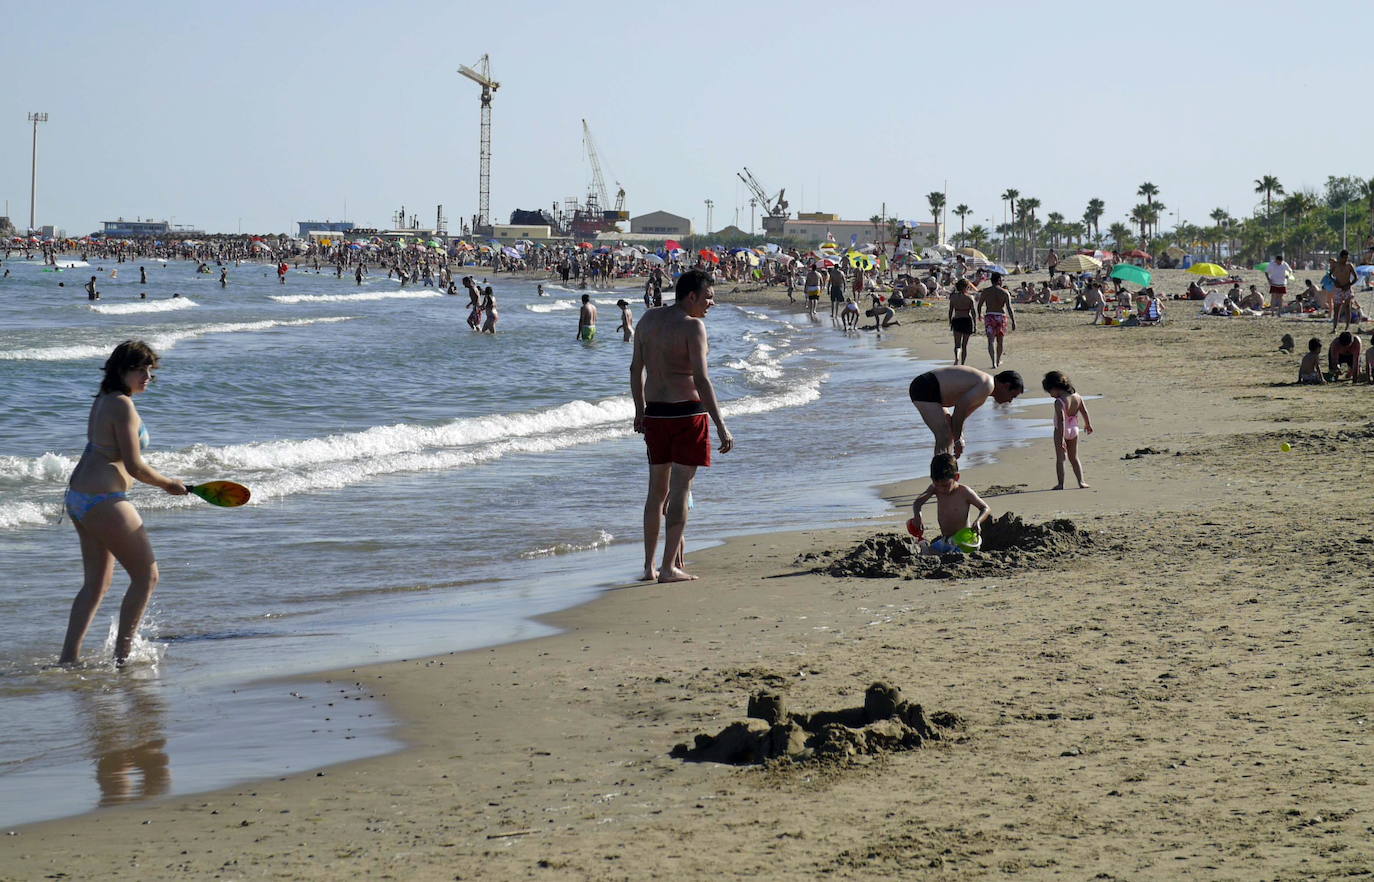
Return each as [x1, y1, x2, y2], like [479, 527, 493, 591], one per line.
[803, 263, 822, 319]
[1266, 253, 1291, 313]
[827, 262, 846, 320]
[1330, 249, 1358, 331]
[577, 293, 598, 341]
[907, 365, 1024, 457]
[1043, 370, 1093, 489]
[630, 269, 734, 583]
[976, 272, 1016, 368]
[949, 278, 976, 364]
[61, 341, 188, 664]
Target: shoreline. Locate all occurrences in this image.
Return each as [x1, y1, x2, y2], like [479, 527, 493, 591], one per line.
[4, 284, 1372, 879]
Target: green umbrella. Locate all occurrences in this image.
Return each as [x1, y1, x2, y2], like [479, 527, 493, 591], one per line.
[1109, 264, 1152, 287]
[1254, 262, 1268, 271]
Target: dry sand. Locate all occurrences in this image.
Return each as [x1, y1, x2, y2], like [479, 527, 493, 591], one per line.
[3, 269, 1373, 880]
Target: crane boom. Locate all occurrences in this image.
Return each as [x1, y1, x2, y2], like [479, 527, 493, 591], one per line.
[738, 167, 789, 218]
[582, 119, 610, 211]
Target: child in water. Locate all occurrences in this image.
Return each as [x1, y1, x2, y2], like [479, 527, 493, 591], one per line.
[910, 453, 991, 554]
[615, 299, 634, 341]
[1043, 370, 1093, 489]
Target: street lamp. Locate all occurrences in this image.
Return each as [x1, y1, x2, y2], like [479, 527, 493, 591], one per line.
[27, 112, 48, 232]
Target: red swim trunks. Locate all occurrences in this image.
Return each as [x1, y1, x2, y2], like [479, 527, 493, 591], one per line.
[984, 312, 1008, 337]
[643, 401, 711, 467]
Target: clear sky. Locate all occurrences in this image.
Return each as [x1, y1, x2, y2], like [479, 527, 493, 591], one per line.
[3, 0, 1371, 237]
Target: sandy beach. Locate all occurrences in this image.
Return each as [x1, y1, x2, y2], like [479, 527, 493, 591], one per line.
[4, 269, 1372, 880]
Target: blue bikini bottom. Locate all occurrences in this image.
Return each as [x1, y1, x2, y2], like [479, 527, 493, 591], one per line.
[64, 489, 128, 523]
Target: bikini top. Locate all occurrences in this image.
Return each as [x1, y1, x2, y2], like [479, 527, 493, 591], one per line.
[86, 422, 149, 460]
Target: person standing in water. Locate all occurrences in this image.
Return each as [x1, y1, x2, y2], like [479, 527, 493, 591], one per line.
[630, 270, 733, 582]
[616, 299, 635, 341]
[61, 341, 188, 664]
[480, 286, 498, 333]
[577, 293, 597, 341]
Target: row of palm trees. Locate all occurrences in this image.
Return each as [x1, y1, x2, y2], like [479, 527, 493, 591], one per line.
[916, 176, 1374, 264]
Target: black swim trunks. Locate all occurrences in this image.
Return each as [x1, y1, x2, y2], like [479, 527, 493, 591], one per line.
[909, 371, 941, 404]
[950, 315, 974, 335]
[829, 283, 845, 303]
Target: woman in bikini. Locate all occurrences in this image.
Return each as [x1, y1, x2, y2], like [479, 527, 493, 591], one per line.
[948, 278, 976, 364]
[480, 286, 498, 334]
[1043, 370, 1093, 490]
[62, 340, 187, 664]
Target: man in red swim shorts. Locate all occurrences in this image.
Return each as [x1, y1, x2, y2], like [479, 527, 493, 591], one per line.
[975, 272, 1017, 369]
[631, 269, 734, 583]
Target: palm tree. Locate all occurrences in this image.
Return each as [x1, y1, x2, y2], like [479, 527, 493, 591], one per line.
[1084, 198, 1105, 240]
[1018, 197, 1040, 261]
[1000, 188, 1020, 260]
[1137, 182, 1160, 209]
[1254, 175, 1284, 221]
[965, 225, 990, 253]
[1045, 212, 1065, 248]
[1129, 204, 1151, 242]
[1210, 207, 1232, 261]
[953, 204, 971, 244]
[926, 192, 946, 242]
[1107, 222, 1133, 252]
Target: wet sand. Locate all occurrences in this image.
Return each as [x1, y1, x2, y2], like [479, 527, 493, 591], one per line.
[4, 270, 1372, 880]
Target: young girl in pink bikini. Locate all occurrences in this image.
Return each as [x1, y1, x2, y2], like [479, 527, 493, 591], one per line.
[1043, 370, 1093, 489]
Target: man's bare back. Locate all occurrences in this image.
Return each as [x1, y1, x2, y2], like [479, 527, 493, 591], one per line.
[634, 306, 707, 404]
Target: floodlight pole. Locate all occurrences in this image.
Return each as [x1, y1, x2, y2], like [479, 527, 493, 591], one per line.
[27, 112, 48, 231]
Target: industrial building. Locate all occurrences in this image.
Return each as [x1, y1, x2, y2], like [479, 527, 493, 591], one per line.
[101, 219, 206, 239]
[298, 220, 356, 238]
[630, 211, 692, 237]
[776, 215, 943, 248]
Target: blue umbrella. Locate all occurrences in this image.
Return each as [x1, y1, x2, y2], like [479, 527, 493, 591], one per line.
[986, 264, 1008, 275]
[1356, 265, 1374, 277]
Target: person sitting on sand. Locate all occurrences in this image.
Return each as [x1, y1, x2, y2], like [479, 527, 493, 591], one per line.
[1329, 331, 1361, 382]
[1299, 338, 1325, 384]
[1185, 279, 1206, 301]
[909, 453, 991, 555]
[1239, 285, 1265, 311]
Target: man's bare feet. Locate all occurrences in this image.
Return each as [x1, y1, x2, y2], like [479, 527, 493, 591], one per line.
[638, 568, 658, 582]
[1051, 484, 1064, 490]
[658, 566, 698, 583]
[1077, 482, 1091, 489]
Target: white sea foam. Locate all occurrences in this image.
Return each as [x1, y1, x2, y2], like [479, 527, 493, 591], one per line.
[269, 290, 442, 304]
[524, 300, 578, 313]
[90, 298, 197, 315]
[519, 529, 614, 559]
[0, 317, 355, 362]
[0, 379, 824, 527]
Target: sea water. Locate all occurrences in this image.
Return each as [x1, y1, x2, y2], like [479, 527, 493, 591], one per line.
[0, 256, 1047, 826]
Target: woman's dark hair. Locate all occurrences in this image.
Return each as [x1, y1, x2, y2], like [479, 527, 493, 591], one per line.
[99, 340, 159, 396]
[1308, 337, 1322, 352]
[1041, 370, 1075, 394]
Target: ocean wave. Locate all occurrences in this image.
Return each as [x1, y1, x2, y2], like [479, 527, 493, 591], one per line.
[90, 298, 196, 315]
[0, 379, 824, 525]
[0, 317, 355, 362]
[524, 300, 578, 313]
[519, 529, 614, 559]
[269, 290, 442, 304]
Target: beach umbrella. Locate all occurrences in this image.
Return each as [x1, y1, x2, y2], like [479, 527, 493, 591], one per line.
[956, 247, 989, 260]
[1188, 263, 1228, 278]
[1356, 265, 1374, 277]
[664, 239, 681, 251]
[1056, 254, 1102, 273]
[986, 264, 1009, 275]
[699, 249, 719, 263]
[848, 252, 875, 271]
[1165, 245, 1187, 259]
[1109, 264, 1152, 287]
[643, 254, 665, 265]
[1123, 249, 1152, 260]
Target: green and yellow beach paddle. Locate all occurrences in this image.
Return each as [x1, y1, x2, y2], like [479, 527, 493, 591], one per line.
[185, 481, 251, 507]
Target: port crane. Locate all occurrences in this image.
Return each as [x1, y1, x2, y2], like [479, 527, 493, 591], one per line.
[582, 119, 626, 216]
[736, 167, 789, 221]
[458, 54, 499, 233]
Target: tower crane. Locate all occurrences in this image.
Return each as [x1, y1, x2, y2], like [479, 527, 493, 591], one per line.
[458, 54, 499, 233]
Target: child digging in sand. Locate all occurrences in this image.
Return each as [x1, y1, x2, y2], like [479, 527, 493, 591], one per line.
[1043, 370, 1093, 489]
[1299, 337, 1326, 384]
[910, 453, 990, 554]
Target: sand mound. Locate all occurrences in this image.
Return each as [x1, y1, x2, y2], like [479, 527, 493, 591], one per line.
[804, 513, 1094, 580]
[670, 682, 960, 765]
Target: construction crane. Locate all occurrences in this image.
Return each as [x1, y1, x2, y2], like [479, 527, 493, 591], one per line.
[458, 54, 499, 233]
[582, 119, 628, 221]
[737, 167, 789, 226]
